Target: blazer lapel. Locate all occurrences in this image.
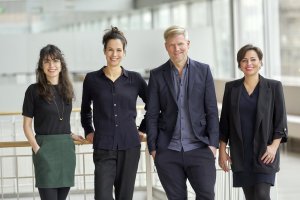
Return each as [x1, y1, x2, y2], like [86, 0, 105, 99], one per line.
[254, 76, 271, 135]
[188, 63, 195, 99]
[162, 64, 177, 102]
[231, 79, 243, 142]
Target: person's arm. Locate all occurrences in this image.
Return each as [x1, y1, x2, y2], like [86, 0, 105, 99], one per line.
[204, 65, 219, 151]
[80, 74, 95, 138]
[23, 116, 40, 154]
[137, 72, 148, 140]
[146, 70, 160, 157]
[262, 81, 288, 164]
[218, 83, 231, 171]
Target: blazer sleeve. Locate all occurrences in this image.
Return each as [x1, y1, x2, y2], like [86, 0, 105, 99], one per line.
[204, 67, 220, 148]
[146, 70, 160, 153]
[273, 81, 288, 143]
[219, 83, 230, 143]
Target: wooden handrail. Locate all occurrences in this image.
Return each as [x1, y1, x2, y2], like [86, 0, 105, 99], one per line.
[0, 136, 147, 148]
[0, 108, 81, 116]
[0, 105, 145, 116]
[0, 140, 92, 148]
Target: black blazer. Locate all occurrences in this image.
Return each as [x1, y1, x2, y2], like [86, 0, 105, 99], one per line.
[219, 75, 288, 173]
[146, 58, 219, 153]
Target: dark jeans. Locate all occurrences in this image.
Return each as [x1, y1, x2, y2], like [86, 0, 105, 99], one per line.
[243, 183, 271, 200]
[93, 147, 140, 200]
[38, 187, 70, 200]
[155, 147, 216, 200]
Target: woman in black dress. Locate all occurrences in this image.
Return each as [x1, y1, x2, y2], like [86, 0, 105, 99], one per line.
[218, 44, 288, 200]
[22, 44, 84, 200]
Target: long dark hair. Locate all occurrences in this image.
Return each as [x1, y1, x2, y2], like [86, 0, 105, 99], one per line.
[36, 44, 74, 103]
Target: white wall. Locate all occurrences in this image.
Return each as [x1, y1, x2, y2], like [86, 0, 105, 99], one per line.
[0, 28, 214, 74]
[0, 27, 215, 112]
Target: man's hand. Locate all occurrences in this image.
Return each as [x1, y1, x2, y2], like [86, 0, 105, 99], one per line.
[138, 131, 146, 142]
[208, 145, 217, 158]
[151, 150, 156, 160]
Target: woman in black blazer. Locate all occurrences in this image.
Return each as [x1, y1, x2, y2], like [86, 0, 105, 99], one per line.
[219, 44, 288, 200]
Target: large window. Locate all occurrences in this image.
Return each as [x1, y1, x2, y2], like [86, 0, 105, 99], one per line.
[279, 0, 300, 85]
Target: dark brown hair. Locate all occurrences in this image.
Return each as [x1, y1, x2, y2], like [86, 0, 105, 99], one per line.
[237, 44, 263, 68]
[102, 26, 127, 51]
[36, 44, 74, 103]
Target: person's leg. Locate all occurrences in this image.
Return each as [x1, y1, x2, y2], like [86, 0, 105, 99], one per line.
[57, 187, 70, 200]
[185, 147, 216, 200]
[93, 149, 117, 200]
[254, 183, 271, 200]
[155, 149, 188, 200]
[242, 186, 255, 200]
[38, 188, 58, 200]
[114, 147, 141, 200]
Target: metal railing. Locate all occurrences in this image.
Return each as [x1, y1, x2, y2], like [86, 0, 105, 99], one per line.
[0, 108, 275, 200]
[0, 141, 155, 200]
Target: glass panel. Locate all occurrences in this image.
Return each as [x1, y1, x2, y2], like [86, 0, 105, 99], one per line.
[130, 12, 141, 30]
[211, 0, 234, 78]
[153, 6, 170, 29]
[172, 3, 187, 27]
[119, 15, 129, 30]
[279, 0, 300, 85]
[142, 10, 152, 30]
[189, 1, 209, 27]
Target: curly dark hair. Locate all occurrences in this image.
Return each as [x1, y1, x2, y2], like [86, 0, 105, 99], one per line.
[102, 26, 127, 51]
[36, 44, 74, 103]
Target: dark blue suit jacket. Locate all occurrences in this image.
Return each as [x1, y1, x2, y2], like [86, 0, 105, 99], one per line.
[146, 58, 219, 153]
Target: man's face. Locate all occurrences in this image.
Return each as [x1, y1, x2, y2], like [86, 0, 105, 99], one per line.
[165, 34, 190, 67]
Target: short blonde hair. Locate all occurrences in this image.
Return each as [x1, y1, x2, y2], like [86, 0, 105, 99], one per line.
[164, 25, 189, 41]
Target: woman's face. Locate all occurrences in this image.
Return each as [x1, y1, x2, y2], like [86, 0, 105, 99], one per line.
[239, 50, 262, 77]
[104, 39, 125, 68]
[42, 55, 62, 83]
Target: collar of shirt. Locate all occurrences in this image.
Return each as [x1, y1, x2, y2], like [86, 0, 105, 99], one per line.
[98, 66, 129, 78]
[169, 58, 190, 71]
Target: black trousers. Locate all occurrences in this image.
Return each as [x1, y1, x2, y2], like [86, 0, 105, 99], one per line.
[93, 147, 140, 200]
[38, 187, 70, 200]
[242, 183, 271, 200]
[155, 147, 216, 200]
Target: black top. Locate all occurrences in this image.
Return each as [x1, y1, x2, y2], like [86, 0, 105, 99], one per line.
[22, 84, 72, 135]
[233, 84, 275, 187]
[80, 67, 147, 150]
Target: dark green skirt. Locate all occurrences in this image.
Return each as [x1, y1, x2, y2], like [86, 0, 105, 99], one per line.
[33, 134, 75, 188]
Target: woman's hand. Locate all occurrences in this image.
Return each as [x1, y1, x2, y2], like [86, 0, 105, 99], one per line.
[261, 145, 277, 164]
[33, 145, 40, 154]
[218, 149, 231, 172]
[261, 138, 282, 164]
[71, 133, 85, 143]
